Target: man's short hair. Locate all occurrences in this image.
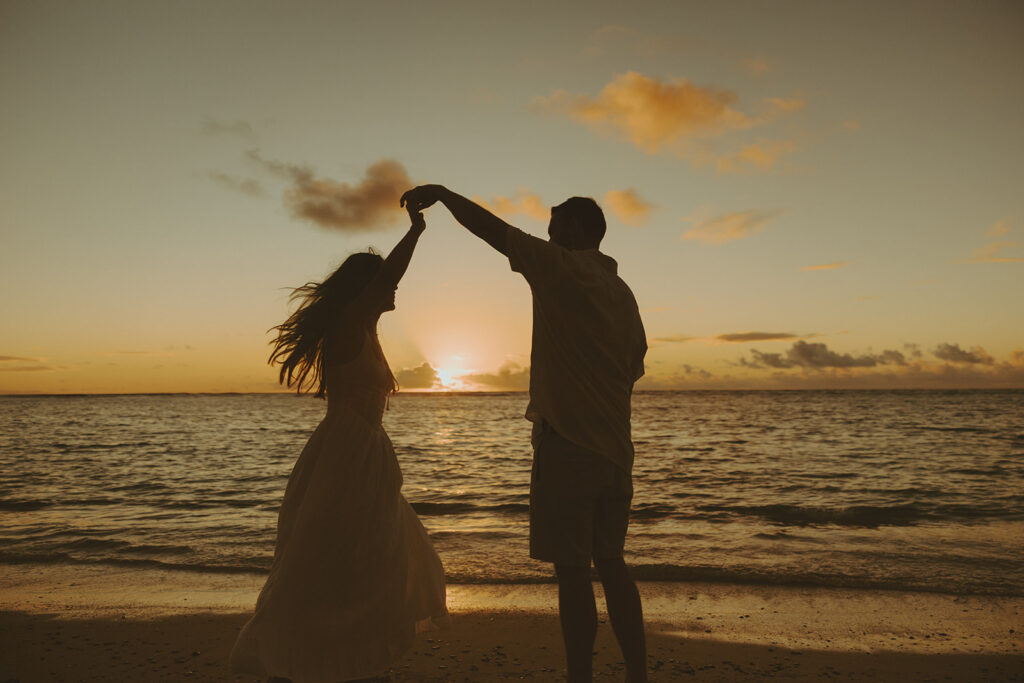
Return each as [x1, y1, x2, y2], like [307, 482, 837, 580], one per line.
[553, 196, 606, 246]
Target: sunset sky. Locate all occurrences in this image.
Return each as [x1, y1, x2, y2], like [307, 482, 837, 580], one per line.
[2, 1, 1022, 393]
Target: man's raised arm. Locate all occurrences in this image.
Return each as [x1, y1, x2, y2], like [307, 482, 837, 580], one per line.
[401, 184, 512, 256]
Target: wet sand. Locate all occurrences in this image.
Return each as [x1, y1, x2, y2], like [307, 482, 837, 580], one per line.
[1, 564, 1022, 681]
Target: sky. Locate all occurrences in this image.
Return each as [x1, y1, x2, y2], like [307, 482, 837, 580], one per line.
[2, 0, 1022, 393]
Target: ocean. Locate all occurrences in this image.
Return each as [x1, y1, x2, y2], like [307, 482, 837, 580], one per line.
[1, 390, 1022, 596]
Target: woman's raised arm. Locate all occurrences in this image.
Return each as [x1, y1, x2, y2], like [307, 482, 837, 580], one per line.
[344, 208, 426, 322]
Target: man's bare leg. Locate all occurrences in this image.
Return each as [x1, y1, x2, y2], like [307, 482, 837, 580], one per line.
[595, 557, 647, 682]
[555, 563, 597, 682]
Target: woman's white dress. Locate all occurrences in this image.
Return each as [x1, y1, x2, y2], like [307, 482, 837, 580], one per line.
[230, 336, 447, 682]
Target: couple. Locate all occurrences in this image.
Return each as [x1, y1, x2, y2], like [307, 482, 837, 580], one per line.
[230, 185, 648, 683]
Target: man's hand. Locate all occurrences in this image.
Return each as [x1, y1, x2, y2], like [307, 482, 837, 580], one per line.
[401, 184, 511, 256]
[400, 184, 447, 212]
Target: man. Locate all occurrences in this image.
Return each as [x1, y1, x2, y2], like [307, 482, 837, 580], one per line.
[400, 185, 648, 683]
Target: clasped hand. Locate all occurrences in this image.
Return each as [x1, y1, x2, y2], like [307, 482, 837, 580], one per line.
[400, 185, 445, 213]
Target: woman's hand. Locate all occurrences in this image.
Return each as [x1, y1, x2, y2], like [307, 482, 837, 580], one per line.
[407, 206, 426, 233]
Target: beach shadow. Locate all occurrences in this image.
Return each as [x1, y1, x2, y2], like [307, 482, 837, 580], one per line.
[2, 610, 1022, 682]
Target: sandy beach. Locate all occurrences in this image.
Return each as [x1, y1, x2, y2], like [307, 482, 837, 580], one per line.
[1, 565, 1022, 681]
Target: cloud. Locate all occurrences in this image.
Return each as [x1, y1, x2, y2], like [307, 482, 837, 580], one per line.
[682, 208, 783, 245]
[533, 71, 801, 173]
[904, 343, 923, 359]
[460, 362, 530, 390]
[604, 188, 653, 226]
[986, 218, 1010, 237]
[715, 140, 796, 174]
[247, 151, 412, 231]
[650, 335, 697, 344]
[201, 117, 256, 140]
[932, 343, 994, 365]
[742, 57, 772, 76]
[636, 363, 714, 389]
[0, 365, 56, 372]
[395, 362, 441, 389]
[716, 332, 803, 343]
[208, 171, 265, 197]
[0, 355, 40, 362]
[801, 261, 849, 271]
[534, 71, 757, 154]
[765, 98, 805, 114]
[742, 340, 908, 369]
[957, 241, 1024, 264]
[473, 190, 549, 221]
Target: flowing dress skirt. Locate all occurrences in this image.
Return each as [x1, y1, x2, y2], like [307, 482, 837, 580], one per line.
[230, 407, 447, 682]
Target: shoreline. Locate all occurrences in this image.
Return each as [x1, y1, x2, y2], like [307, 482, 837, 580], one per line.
[4, 388, 1024, 397]
[2, 563, 1022, 681]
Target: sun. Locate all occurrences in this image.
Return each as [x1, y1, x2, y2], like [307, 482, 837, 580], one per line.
[432, 355, 474, 391]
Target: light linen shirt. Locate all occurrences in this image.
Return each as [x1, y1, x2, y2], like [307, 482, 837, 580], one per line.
[506, 227, 647, 471]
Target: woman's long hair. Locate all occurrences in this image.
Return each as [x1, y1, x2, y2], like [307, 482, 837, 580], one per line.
[269, 251, 384, 398]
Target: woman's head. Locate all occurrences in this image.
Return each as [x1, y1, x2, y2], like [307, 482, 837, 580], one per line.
[268, 250, 385, 397]
[319, 251, 384, 307]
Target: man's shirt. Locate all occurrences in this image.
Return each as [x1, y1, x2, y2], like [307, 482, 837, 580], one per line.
[506, 227, 647, 471]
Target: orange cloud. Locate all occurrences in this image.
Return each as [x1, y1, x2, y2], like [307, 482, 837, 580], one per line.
[534, 71, 756, 153]
[765, 97, 805, 114]
[742, 57, 772, 76]
[716, 332, 808, 343]
[604, 188, 653, 226]
[986, 218, 1011, 237]
[801, 261, 849, 271]
[958, 241, 1024, 264]
[682, 208, 784, 245]
[650, 335, 697, 344]
[473, 190, 548, 222]
[248, 151, 412, 231]
[715, 140, 796, 174]
[0, 365, 57, 372]
[534, 72, 802, 173]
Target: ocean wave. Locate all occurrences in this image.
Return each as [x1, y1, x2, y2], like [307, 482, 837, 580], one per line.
[0, 551, 268, 574]
[411, 502, 529, 516]
[4, 555, 1005, 596]
[51, 441, 155, 452]
[692, 502, 1019, 527]
[0, 499, 50, 511]
[623, 563, 1022, 596]
[109, 482, 170, 492]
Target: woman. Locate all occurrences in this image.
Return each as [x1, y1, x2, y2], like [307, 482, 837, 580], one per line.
[231, 208, 447, 683]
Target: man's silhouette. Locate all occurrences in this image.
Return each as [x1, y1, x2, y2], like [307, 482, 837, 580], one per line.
[401, 185, 648, 682]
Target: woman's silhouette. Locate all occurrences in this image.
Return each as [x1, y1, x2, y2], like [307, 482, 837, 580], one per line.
[231, 209, 446, 683]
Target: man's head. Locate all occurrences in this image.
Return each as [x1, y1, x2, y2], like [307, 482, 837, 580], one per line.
[548, 197, 606, 250]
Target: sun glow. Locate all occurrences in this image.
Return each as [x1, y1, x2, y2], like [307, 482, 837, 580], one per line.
[433, 355, 473, 391]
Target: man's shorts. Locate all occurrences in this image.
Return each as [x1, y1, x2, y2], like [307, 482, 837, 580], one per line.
[529, 423, 633, 567]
